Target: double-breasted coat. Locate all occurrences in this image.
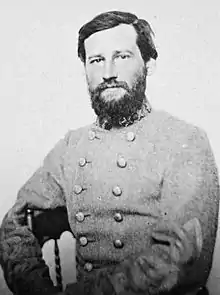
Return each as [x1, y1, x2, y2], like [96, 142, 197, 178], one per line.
[0, 109, 219, 295]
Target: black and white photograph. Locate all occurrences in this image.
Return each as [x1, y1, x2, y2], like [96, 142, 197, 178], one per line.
[0, 1, 220, 294]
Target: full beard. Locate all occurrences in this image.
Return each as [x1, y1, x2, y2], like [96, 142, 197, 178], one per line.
[89, 73, 147, 129]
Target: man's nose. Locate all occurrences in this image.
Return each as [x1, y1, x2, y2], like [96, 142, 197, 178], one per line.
[102, 61, 118, 82]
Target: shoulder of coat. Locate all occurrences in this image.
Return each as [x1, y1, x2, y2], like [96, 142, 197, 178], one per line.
[146, 109, 209, 151]
[62, 123, 94, 147]
[149, 109, 206, 137]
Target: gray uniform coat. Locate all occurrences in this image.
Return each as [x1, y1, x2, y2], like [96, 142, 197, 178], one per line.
[0, 109, 219, 295]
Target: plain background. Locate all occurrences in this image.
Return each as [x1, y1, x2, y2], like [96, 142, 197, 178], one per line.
[0, 1, 220, 294]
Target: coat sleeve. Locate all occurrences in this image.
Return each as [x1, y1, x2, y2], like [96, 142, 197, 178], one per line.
[0, 132, 72, 295]
[68, 127, 219, 295]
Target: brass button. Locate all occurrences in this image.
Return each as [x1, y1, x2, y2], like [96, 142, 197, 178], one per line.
[113, 239, 124, 249]
[79, 157, 87, 167]
[84, 262, 93, 272]
[112, 186, 122, 197]
[79, 236, 88, 246]
[114, 212, 123, 222]
[117, 156, 127, 168]
[74, 184, 83, 195]
[126, 131, 135, 142]
[75, 212, 85, 222]
[88, 130, 96, 141]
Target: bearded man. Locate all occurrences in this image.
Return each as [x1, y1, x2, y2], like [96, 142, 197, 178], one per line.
[0, 10, 219, 295]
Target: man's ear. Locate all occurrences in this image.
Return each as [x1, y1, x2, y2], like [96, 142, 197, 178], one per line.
[183, 218, 203, 258]
[146, 58, 156, 76]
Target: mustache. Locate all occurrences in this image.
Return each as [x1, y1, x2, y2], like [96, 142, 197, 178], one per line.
[95, 81, 130, 93]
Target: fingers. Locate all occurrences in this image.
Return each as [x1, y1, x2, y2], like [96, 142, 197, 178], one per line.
[150, 220, 198, 264]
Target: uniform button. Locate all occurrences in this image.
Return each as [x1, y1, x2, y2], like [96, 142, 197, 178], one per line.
[75, 212, 85, 222]
[126, 131, 135, 142]
[74, 184, 83, 195]
[114, 212, 123, 222]
[117, 156, 127, 168]
[112, 186, 122, 197]
[79, 236, 88, 246]
[114, 239, 124, 249]
[88, 130, 96, 140]
[84, 262, 93, 272]
[79, 157, 87, 167]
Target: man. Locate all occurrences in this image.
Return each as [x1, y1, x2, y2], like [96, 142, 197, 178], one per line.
[0, 10, 219, 295]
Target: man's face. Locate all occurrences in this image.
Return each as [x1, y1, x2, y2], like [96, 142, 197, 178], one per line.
[84, 24, 147, 121]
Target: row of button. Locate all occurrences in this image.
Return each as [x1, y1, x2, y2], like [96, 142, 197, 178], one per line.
[79, 236, 124, 249]
[73, 184, 123, 197]
[75, 211, 123, 223]
[88, 130, 136, 142]
[77, 155, 127, 169]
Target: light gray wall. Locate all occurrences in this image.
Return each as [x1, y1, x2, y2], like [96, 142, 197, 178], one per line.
[1, 1, 220, 294]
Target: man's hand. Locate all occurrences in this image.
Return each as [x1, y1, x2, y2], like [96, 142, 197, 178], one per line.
[108, 218, 202, 295]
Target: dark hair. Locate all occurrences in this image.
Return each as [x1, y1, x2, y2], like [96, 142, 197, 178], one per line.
[78, 11, 158, 64]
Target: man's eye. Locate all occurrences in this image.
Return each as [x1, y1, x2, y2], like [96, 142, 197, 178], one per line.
[90, 58, 103, 64]
[117, 54, 130, 60]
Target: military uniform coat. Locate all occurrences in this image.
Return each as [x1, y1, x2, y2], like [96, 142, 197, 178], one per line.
[0, 109, 219, 295]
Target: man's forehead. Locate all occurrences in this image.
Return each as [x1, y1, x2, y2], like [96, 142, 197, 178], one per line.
[85, 24, 138, 55]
